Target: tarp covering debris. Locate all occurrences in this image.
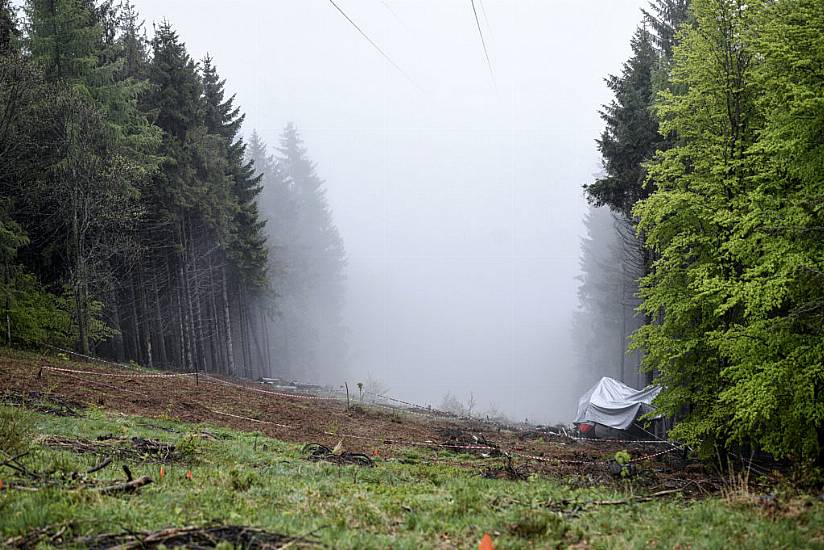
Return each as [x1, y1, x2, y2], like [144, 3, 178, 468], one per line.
[574, 377, 661, 430]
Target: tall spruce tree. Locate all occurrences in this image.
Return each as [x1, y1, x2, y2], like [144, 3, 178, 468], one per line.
[642, 0, 691, 58]
[201, 55, 267, 287]
[581, 1, 692, 387]
[585, 26, 660, 218]
[19, 0, 151, 354]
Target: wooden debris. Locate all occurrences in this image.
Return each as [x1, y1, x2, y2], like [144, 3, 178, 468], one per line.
[71, 525, 317, 550]
[41, 435, 177, 463]
[86, 456, 112, 474]
[94, 475, 153, 495]
[480, 455, 530, 481]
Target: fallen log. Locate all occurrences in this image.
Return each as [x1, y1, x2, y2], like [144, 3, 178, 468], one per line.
[94, 475, 153, 495]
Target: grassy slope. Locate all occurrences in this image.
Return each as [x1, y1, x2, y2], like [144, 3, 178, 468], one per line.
[1, 405, 823, 549]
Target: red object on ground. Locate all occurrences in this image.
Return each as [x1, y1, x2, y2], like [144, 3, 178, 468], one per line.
[478, 533, 495, 550]
[578, 422, 595, 434]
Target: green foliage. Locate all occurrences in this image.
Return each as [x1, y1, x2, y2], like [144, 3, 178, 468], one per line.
[0, 405, 34, 455]
[633, 0, 824, 463]
[3, 274, 73, 347]
[614, 450, 631, 465]
[614, 450, 632, 478]
[227, 465, 259, 492]
[176, 432, 207, 462]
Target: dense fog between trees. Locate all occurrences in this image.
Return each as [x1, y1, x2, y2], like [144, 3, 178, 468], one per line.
[3, 0, 650, 424]
[106, 0, 651, 424]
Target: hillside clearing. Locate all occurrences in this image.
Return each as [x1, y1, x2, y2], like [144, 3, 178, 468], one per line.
[1, 350, 823, 549]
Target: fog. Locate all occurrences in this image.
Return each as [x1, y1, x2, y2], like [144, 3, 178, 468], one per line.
[133, 0, 647, 424]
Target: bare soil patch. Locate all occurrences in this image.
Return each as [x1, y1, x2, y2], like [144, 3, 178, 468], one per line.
[0, 352, 716, 491]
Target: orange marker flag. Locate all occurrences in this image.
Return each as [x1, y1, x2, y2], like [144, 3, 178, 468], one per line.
[479, 533, 494, 550]
[159, 466, 165, 480]
[185, 470, 193, 480]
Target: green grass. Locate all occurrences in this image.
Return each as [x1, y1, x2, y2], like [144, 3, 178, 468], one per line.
[1, 404, 822, 549]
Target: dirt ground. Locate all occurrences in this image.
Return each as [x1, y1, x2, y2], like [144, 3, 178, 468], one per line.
[0, 352, 716, 494]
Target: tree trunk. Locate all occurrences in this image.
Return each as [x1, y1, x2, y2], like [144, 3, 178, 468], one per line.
[207, 256, 224, 373]
[261, 304, 272, 378]
[108, 289, 125, 361]
[127, 274, 141, 363]
[136, 271, 153, 369]
[153, 273, 168, 368]
[221, 265, 235, 375]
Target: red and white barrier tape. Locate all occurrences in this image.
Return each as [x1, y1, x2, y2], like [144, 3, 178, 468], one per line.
[40, 365, 198, 379]
[547, 431, 675, 445]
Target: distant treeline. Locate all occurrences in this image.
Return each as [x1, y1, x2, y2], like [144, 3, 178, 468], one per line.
[0, 1, 346, 381]
[575, 0, 824, 465]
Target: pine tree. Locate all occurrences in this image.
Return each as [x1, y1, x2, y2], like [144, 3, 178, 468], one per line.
[246, 131, 296, 377]
[201, 55, 268, 377]
[25, 0, 98, 83]
[572, 207, 645, 389]
[585, 26, 661, 218]
[201, 55, 267, 286]
[116, 0, 148, 80]
[25, 0, 159, 161]
[12, 0, 152, 354]
[0, 0, 18, 53]
[642, 0, 691, 58]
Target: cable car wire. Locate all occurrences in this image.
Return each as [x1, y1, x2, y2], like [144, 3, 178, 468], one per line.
[327, 0, 421, 90]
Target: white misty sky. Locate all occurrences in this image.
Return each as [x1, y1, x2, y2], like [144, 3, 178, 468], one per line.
[131, 0, 646, 423]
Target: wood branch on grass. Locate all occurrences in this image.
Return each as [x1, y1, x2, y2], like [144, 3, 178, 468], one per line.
[94, 475, 153, 495]
[86, 456, 112, 474]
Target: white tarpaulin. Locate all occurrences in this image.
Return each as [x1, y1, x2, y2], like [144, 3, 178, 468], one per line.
[574, 377, 662, 430]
